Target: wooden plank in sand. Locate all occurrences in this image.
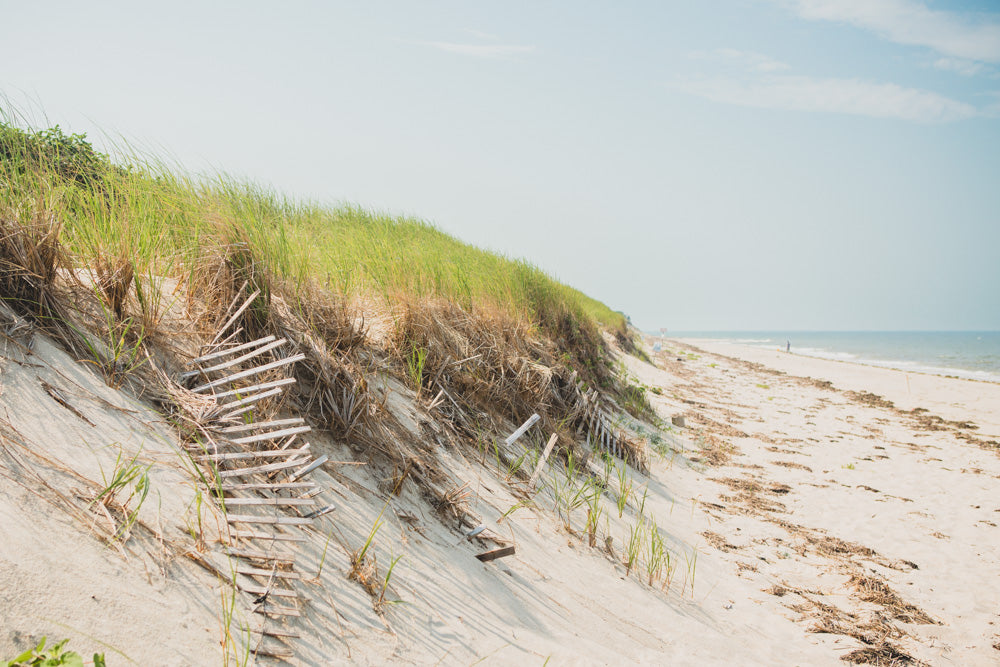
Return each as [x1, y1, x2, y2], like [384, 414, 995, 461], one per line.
[181, 337, 288, 378]
[237, 566, 305, 580]
[230, 529, 307, 543]
[191, 334, 276, 365]
[230, 425, 311, 445]
[284, 454, 329, 482]
[504, 413, 540, 446]
[223, 496, 316, 506]
[220, 481, 316, 492]
[219, 386, 291, 412]
[194, 446, 311, 462]
[254, 604, 301, 617]
[528, 433, 559, 489]
[212, 377, 297, 401]
[219, 417, 305, 434]
[260, 627, 301, 639]
[238, 583, 297, 598]
[253, 646, 294, 659]
[227, 514, 314, 526]
[303, 503, 336, 520]
[190, 353, 306, 393]
[226, 547, 295, 564]
[218, 457, 306, 478]
[475, 546, 516, 562]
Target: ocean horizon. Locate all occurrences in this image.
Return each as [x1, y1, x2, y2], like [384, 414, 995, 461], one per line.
[659, 331, 1000, 384]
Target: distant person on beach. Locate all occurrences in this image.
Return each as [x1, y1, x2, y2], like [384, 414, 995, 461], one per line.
[786, 340, 790, 353]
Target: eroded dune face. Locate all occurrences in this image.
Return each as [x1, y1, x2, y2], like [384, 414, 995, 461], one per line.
[4, 280, 998, 667]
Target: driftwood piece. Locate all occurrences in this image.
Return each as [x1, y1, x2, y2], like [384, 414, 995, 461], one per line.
[475, 546, 516, 562]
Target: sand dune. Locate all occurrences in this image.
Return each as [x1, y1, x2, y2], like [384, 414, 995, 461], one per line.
[3, 326, 998, 665]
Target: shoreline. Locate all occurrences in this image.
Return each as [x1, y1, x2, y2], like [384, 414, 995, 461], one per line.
[673, 337, 1000, 438]
[666, 334, 1000, 386]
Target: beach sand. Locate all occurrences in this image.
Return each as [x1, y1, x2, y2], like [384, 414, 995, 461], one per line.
[620, 337, 1000, 665]
[3, 326, 999, 665]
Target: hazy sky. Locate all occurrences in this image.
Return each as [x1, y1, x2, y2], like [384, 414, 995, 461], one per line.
[3, 1, 998, 331]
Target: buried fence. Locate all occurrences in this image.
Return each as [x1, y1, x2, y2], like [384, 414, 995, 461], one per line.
[181, 289, 332, 661]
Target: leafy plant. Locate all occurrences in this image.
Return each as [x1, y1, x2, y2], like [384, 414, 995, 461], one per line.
[2, 637, 104, 667]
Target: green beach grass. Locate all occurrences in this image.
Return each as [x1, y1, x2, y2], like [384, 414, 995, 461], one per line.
[0, 116, 627, 349]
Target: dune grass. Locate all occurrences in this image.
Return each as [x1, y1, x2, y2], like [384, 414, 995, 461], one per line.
[0, 116, 625, 355]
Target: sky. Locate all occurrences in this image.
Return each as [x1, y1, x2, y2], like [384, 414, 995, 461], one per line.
[2, 0, 998, 331]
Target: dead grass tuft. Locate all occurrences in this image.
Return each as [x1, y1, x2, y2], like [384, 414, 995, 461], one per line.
[847, 574, 936, 625]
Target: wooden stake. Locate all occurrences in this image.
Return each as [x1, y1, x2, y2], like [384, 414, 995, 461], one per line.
[528, 433, 559, 489]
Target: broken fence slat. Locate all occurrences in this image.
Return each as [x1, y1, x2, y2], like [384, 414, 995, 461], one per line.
[219, 417, 305, 434]
[227, 514, 314, 526]
[212, 377, 297, 401]
[195, 446, 311, 462]
[303, 503, 335, 520]
[218, 457, 309, 478]
[236, 566, 305, 580]
[260, 627, 301, 639]
[475, 546, 516, 562]
[252, 647, 295, 659]
[504, 413, 540, 446]
[191, 334, 276, 365]
[220, 481, 316, 492]
[226, 547, 295, 564]
[230, 529, 307, 542]
[223, 496, 316, 506]
[182, 337, 287, 378]
[254, 604, 301, 617]
[217, 388, 285, 419]
[528, 433, 559, 488]
[190, 353, 306, 394]
[284, 454, 328, 482]
[209, 289, 261, 347]
[230, 425, 311, 445]
[237, 583, 298, 598]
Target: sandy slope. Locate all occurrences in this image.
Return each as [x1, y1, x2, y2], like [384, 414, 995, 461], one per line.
[3, 321, 998, 665]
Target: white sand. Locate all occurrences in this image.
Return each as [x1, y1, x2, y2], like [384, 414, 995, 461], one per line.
[3, 321, 999, 665]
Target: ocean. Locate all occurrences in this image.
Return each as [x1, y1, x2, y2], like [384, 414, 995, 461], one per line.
[665, 331, 1000, 384]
